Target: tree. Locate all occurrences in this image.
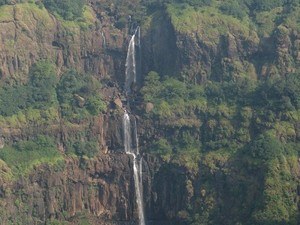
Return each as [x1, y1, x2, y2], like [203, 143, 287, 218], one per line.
[219, 0, 248, 19]
[29, 61, 58, 109]
[57, 70, 105, 119]
[86, 96, 107, 115]
[44, 0, 85, 20]
[247, 0, 287, 11]
[152, 138, 172, 161]
[249, 133, 283, 162]
[0, 85, 29, 116]
[141, 71, 162, 102]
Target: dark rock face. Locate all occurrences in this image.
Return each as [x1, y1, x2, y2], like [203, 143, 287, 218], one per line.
[140, 6, 300, 84]
[1, 1, 300, 225]
[0, 154, 190, 225]
[141, 9, 260, 83]
[141, 10, 180, 79]
[0, 3, 126, 84]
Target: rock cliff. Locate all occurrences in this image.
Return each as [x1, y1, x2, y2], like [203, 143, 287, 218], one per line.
[0, 1, 299, 225]
[0, 153, 192, 225]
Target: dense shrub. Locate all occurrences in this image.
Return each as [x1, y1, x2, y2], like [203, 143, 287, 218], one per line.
[44, 0, 85, 20]
[241, 0, 288, 11]
[255, 73, 300, 111]
[0, 85, 29, 116]
[141, 71, 162, 102]
[74, 140, 99, 158]
[251, 0, 287, 11]
[142, 0, 211, 11]
[0, 61, 58, 116]
[57, 70, 106, 119]
[29, 61, 58, 109]
[0, 135, 62, 176]
[152, 138, 173, 161]
[219, 0, 248, 19]
[178, 0, 212, 7]
[248, 133, 283, 162]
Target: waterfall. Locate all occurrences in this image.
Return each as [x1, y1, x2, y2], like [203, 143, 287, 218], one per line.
[123, 111, 145, 225]
[101, 31, 106, 49]
[123, 25, 145, 225]
[134, 118, 144, 200]
[125, 27, 140, 94]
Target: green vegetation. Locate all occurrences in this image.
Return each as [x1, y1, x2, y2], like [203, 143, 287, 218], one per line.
[57, 70, 106, 121]
[0, 135, 63, 178]
[0, 0, 299, 224]
[0, 85, 29, 116]
[43, 0, 86, 20]
[0, 61, 58, 117]
[0, 61, 106, 125]
[151, 138, 173, 161]
[46, 220, 68, 225]
[248, 133, 283, 162]
[29, 61, 58, 109]
[250, 0, 288, 11]
[142, 69, 300, 224]
[143, 0, 211, 9]
[65, 139, 100, 158]
[166, 3, 256, 46]
[141, 0, 300, 43]
[0, 60, 106, 172]
[142, 71, 207, 123]
[0, 4, 14, 22]
[219, 0, 248, 19]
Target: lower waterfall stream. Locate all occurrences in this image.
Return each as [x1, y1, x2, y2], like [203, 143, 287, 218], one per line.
[123, 111, 145, 225]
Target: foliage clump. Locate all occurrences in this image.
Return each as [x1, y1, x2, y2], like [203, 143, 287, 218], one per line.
[57, 70, 106, 121]
[141, 69, 300, 224]
[0, 61, 57, 116]
[44, 0, 86, 20]
[0, 135, 63, 177]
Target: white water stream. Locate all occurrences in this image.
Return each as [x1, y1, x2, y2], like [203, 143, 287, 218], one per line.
[125, 27, 140, 94]
[123, 111, 145, 225]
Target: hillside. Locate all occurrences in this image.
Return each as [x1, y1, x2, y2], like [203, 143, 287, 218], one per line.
[0, 0, 299, 225]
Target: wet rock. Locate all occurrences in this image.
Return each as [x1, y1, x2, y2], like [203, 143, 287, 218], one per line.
[145, 103, 154, 113]
[114, 98, 123, 109]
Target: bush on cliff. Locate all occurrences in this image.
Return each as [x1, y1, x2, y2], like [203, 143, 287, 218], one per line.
[29, 61, 58, 109]
[0, 61, 57, 116]
[57, 70, 106, 120]
[44, 0, 85, 20]
[219, 0, 248, 19]
[0, 85, 29, 116]
[248, 133, 283, 162]
[0, 135, 63, 177]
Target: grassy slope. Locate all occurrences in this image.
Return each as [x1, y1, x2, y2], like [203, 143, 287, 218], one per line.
[166, 4, 259, 46]
[0, 2, 100, 179]
[141, 2, 300, 223]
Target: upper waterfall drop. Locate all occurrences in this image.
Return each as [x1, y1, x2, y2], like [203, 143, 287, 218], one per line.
[125, 27, 140, 94]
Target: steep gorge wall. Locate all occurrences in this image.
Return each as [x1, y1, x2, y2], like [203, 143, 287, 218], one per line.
[0, 1, 299, 225]
[141, 5, 300, 83]
[0, 154, 191, 225]
[0, 3, 126, 83]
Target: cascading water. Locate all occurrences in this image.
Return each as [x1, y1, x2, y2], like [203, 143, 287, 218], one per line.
[125, 27, 140, 94]
[123, 111, 145, 225]
[101, 31, 106, 49]
[134, 119, 143, 196]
